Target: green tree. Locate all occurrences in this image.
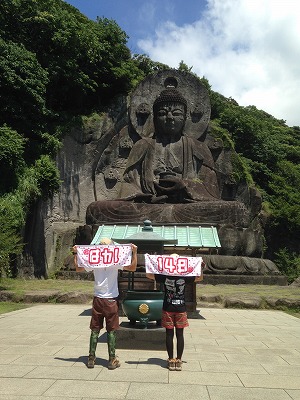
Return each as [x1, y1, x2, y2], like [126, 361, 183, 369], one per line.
[210, 89, 300, 278]
[0, 193, 26, 277]
[131, 54, 169, 83]
[0, 38, 49, 135]
[0, 0, 142, 113]
[178, 60, 193, 72]
[0, 126, 26, 194]
[274, 248, 300, 284]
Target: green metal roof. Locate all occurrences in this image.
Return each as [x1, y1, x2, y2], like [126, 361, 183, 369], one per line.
[91, 224, 221, 248]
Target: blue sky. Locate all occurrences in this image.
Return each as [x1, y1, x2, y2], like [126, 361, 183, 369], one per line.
[64, 0, 207, 53]
[64, 0, 300, 126]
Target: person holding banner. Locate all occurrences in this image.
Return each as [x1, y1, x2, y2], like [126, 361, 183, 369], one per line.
[146, 253, 204, 371]
[73, 238, 137, 370]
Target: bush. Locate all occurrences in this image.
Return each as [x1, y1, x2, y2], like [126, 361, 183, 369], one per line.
[274, 248, 300, 283]
[0, 194, 24, 277]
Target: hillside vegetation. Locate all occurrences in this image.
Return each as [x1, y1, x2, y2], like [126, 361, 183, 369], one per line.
[0, 0, 299, 281]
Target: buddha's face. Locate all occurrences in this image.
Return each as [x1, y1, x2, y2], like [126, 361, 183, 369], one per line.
[154, 102, 186, 139]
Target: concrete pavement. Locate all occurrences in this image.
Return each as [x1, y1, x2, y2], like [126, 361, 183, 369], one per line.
[0, 304, 300, 399]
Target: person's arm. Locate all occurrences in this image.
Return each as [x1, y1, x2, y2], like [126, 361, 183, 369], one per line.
[146, 273, 155, 280]
[194, 274, 203, 282]
[194, 260, 206, 282]
[123, 244, 138, 272]
[72, 246, 85, 272]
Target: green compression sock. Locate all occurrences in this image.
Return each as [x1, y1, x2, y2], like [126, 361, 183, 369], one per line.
[107, 330, 117, 359]
[89, 330, 99, 356]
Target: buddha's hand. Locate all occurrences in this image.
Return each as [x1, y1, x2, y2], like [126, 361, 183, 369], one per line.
[154, 176, 186, 193]
[150, 195, 168, 203]
[124, 193, 153, 203]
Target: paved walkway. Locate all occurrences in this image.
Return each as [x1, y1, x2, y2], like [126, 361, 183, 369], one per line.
[0, 305, 300, 399]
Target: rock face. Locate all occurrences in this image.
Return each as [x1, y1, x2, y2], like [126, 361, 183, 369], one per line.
[22, 101, 128, 277]
[290, 277, 300, 287]
[22, 70, 283, 281]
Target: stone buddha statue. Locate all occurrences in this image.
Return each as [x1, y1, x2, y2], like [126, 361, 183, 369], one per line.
[85, 70, 263, 257]
[119, 86, 220, 204]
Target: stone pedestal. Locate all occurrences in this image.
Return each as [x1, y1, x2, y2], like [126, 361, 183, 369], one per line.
[116, 321, 165, 350]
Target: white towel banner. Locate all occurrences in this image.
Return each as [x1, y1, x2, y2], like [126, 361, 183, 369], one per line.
[145, 253, 203, 277]
[76, 244, 132, 269]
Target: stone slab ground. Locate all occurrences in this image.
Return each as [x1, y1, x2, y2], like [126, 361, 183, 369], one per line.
[0, 305, 300, 400]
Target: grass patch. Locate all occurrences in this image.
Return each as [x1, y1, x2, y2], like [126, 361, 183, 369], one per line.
[1, 278, 299, 300]
[0, 279, 299, 317]
[0, 277, 93, 296]
[284, 309, 300, 319]
[197, 283, 300, 300]
[0, 302, 32, 315]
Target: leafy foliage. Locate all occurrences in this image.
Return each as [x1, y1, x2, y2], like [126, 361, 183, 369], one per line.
[33, 155, 61, 199]
[0, 0, 142, 113]
[274, 249, 300, 284]
[0, 126, 26, 194]
[210, 91, 300, 277]
[178, 60, 193, 72]
[0, 38, 49, 135]
[0, 0, 145, 276]
[0, 194, 25, 276]
[131, 54, 170, 83]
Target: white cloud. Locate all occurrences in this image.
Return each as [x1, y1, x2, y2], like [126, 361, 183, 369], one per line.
[137, 0, 300, 126]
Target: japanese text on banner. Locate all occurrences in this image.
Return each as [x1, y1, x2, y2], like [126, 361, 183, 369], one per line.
[76, 244, 132, 269]
[145, 254, 203, 276]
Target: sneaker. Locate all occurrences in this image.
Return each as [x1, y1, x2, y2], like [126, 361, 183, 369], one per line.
[87, 355, 95, 369]
[167, 358, 176, 371]
[175, 359, 182, 371]
[108, 357, 121, 370]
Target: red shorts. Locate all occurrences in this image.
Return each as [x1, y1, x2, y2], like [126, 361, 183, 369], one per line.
[161, 310, 189, 329]
[90, 297, 119, 332]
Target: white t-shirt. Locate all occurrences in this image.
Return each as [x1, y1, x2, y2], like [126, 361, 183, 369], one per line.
[83, 265, 124, 298]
